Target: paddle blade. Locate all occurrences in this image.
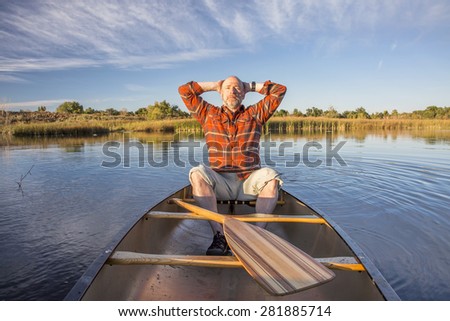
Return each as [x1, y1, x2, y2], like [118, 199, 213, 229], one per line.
[224, 218, 335, 296]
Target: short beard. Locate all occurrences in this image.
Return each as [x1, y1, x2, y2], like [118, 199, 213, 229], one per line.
[224, 98, 241, 110]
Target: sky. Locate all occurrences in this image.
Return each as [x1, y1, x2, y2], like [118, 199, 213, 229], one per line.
[1, 0, 449, 114]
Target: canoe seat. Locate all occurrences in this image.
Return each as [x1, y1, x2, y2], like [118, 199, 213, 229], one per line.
[107, 251, 365, 271]
[180, 186, 286, 209]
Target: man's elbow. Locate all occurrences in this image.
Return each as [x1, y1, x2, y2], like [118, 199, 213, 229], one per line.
[178, 84, 187, 95]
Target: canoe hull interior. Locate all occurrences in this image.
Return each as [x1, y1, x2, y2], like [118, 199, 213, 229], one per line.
[72, 187, 394, 301]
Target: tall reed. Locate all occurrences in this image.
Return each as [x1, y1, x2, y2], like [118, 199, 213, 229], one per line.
[266, 117, 450, 134]
[4, 122, 109, 137]
[2, 116, 449, 137]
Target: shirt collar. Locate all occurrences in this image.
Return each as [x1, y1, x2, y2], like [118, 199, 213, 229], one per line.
[221, 105, 245, 117]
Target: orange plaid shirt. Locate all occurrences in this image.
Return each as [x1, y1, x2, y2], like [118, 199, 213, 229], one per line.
[178, 81, 286, 180]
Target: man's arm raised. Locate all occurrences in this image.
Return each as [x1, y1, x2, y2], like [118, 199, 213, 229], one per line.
[247, 81, 287, 123]
[178, 80, 226, 123]
[243, 82, 264, 94]
[197, 81, 222, 93]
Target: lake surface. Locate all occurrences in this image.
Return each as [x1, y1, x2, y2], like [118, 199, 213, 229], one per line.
[0, 130, 449, 300]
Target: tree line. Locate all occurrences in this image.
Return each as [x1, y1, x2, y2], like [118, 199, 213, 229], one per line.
[274, 105, 449, 119]
[53, 100, 189, 120]
[8, 101, 449, 120]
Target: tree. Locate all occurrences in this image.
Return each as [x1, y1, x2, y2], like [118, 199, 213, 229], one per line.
[147, 101, 170, 120]
[305, 107, 323, 117]
[84, 107, 96, 114]
[135, 107, 148, 116]
[274, 109, 289, 117]
[147, 100, 189, 120]
[342, 110, 357, 119]
[170, 104, 189, 118]
[292, 108, 303, 117]
[391, 109, 398, 119]
[56, 101, 84, 114]
[371, 112, 384, 119]
[37, 105, 46, 112]
[422, 106, 439, 119]
[355, 107, 370, 119]
[105, 108, 120, 116]
[323, 106, 340, 118]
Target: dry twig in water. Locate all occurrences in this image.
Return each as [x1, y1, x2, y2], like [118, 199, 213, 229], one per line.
[17, 165, 34, 196]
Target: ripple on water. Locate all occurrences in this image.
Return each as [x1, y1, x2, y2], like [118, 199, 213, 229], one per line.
[1, 133, 449, 300]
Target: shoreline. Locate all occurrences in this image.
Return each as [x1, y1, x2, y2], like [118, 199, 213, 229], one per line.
[1, 115, 450, 137]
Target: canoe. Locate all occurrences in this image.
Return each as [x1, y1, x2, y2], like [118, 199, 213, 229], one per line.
[65, 185, 400, 300]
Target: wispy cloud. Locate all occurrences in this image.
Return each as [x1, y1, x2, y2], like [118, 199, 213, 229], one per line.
[0, 1, 239, 76]
[0, 58, 101, 73]
[0, 0, 448, 80]
[125, 84, 148, 93]
[0, 74, 29, 83]
[0, 99, 69, 110]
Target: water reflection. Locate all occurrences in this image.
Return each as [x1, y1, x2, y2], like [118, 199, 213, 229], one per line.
[410, 129, 450, 145]
[1, 127, 450, 300]
[1, 128, 450, 149]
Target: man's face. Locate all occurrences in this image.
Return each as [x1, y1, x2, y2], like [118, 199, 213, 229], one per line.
[220, 77, 244, 111]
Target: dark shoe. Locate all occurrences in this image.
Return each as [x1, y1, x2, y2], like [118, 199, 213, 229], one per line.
[206, 232, 231, 256]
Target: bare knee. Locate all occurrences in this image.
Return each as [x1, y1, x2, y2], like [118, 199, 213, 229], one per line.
[190, 171, 213, 196]
[191, 171, 209, 186]
[259, 179, 278, 198]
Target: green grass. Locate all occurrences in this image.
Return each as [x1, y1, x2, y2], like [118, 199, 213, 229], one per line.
[3, 121, 109, 137]
[266, 117, 450, 133]
[2, 115, 449, 137]
[1, 118, 202, 136]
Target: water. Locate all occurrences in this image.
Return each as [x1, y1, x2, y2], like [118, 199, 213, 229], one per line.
[0, 130, 449, 300]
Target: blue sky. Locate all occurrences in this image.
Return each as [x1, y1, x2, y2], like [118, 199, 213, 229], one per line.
[1, 0, 449, 113]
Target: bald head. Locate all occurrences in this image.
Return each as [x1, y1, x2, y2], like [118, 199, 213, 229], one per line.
[220, 76, 245, 111]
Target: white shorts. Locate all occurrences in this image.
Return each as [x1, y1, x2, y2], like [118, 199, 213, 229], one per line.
[189, 165, 283, 201]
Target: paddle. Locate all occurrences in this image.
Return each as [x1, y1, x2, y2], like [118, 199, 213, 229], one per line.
[172, 198, 335, 296]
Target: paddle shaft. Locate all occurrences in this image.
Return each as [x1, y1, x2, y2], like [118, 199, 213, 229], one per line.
[172, 198, 225, 224]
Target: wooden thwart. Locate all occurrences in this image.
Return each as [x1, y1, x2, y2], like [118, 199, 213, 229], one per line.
[108, 252, 242, 268]
[108, 251, 365, 272]
[146, 211, 327, 224]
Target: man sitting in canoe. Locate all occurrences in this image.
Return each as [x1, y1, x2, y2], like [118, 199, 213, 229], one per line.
[178, 76, 287, 255]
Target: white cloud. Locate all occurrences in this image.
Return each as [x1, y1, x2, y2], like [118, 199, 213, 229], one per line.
[0, 99, 69, 110]
[0, 58, 101, 73]
[0, 1, 237, 74]
[0, 0, 448, 78]
[0, 74, 29, 83]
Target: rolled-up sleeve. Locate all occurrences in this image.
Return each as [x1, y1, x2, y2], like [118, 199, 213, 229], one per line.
[250, 81, 287, 124]
[178, 81, 211, 124]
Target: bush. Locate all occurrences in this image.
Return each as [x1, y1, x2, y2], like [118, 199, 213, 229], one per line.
[56, 101, 84, 114]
